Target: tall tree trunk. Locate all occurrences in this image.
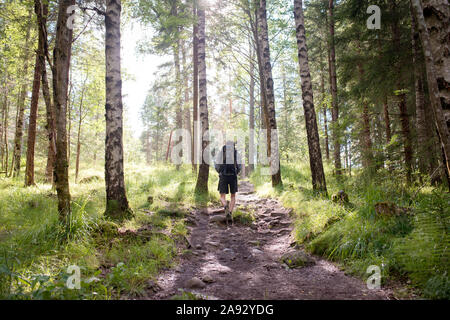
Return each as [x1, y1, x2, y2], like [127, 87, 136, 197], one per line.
[25, 0, 46, 187]
[67, 80, 73, 163]
[39, 0, 56, 185]
[174, 39, 183, 170]
[1, 91, 8, 174]
[75, 82, 86, 183]
[421, 0, 450, 132]
[398, 92, 414, 184]
[293, 0, 327, 193]
[327, 0, 342, 175]
[382, 97, 394, 172]
[411, 9, 428, 177]
[0, 97, 3, 171]
[412, 0, 450, 186]
[257, 0, 282, 187]
[194, 2, 210, 194]
[43, 68, 56, 184]
[356, 58, 373, 170]
[104, 0, 131, 219]
[320, 67, 330, 161]
[383, 98, 392, 145]
[248, 44, 255, 172]
[253, 6, 270, 159]
[145, 130, 151, 164]
[12, 11, 33, 178]
[392, 0, 413, 184]
[192, 1, 199, 173]
[25, 49, 42, 187]
[181, 40, 192, 168]
[362, 102, 373, 170]
[52, 0, 74, 220]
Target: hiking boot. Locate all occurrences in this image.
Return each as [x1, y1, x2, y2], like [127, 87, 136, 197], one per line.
[227, 211, 234, 225]
[224, 201, 232, 226]
[225, 201, 233, 225]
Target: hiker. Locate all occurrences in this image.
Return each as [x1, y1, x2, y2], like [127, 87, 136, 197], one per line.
[214, 141, 242, 224]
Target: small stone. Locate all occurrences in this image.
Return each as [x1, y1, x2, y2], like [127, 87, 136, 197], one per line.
[252, 249, 263, 255]
[271, 211, 285, 218]
[185, 277, 206, 289]
[210, 215, 227, 224]
[146, 280, 161, 293]
[195, 244, 202, 250]
[332, 190, 349, 204]
[202, 275, 214, 283]
[281, 251, 315, 269]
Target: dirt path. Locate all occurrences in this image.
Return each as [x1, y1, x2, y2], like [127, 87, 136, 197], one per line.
[148, 181, 390, 300]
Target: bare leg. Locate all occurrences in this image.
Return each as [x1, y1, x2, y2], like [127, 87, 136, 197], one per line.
[220, 193, 227, 207]
[230, 193, 236, 213]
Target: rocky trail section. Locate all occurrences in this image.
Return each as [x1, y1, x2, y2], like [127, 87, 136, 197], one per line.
[147, 181, 389, 300]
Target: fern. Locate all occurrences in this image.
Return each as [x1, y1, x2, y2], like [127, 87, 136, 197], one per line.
[393, 192, 449, 299]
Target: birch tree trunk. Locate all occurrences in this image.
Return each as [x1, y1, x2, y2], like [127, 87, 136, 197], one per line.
[411, 0, 450, 183]
[253, 6, 270, 159]
[52, 0, 74, 220]
[192, 1, 199, 173]
[174, 39, 183, 170]
[249, 44, 255, 173]
[320, 65, 330, 161]
[12, 11, 33, 178]
[181, 40, 192, 168]
[104, 0, 131, 219]
[257, 0, 282, 187]
[327, 0, 342, 175]
[194, 2, 210, 194]
[293, 0, 327, 193]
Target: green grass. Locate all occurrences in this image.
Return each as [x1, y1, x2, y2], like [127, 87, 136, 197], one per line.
[0, 162, 220, 299]
[250, 162, 449, 299]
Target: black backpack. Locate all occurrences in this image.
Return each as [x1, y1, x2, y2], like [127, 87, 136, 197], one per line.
[221, 145, 238, 176]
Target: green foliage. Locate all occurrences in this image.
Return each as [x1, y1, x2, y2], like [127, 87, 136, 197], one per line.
[392, 192, 449, 299]
[252, 163, 448, 299]
[232, 208, 255, 225]
[0, 164, 220, 299]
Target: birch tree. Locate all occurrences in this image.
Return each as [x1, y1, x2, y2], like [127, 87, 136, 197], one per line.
[194, 0, 210, 194]
[293, 0, 326, 193]
[104, 0, 132, 218]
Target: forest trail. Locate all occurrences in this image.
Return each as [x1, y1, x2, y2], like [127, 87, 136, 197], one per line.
[147, 181, 390, 300]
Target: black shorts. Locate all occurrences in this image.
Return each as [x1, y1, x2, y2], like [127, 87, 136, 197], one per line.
[218, 175, 238, 194]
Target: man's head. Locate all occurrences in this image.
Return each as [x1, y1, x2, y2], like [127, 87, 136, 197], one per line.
[225, 140, 235, 148]
[223, 140, 236, 164]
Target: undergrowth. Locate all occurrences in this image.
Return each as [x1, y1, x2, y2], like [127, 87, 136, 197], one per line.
[250, 163, 449, 299]
[0, 163, 219, 299]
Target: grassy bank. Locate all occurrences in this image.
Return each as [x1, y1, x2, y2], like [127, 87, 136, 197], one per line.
[0, 163, 219, 299]
[250, 163, 449, 299]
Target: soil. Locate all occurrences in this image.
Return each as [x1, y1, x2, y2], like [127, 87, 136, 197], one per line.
[146, 180, 391, 300]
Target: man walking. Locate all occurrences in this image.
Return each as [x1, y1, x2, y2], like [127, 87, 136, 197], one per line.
[214, 141, 242, 225]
